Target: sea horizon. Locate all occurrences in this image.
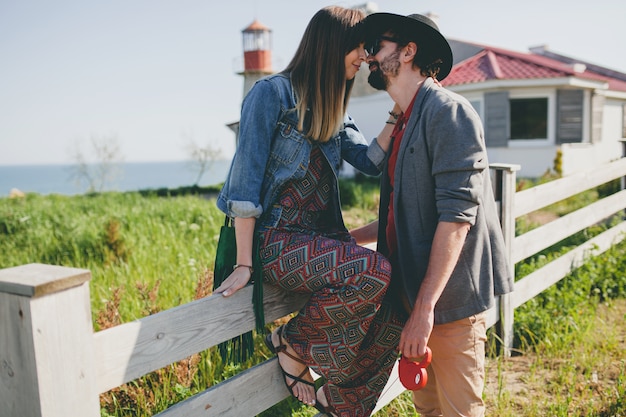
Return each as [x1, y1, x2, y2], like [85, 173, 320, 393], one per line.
[0, 160, 231, 196]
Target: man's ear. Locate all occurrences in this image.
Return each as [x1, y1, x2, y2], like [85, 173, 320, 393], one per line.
[403, 42, 417, 62]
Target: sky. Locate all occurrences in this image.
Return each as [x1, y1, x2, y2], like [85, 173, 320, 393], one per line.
[1, 0, 625, 166]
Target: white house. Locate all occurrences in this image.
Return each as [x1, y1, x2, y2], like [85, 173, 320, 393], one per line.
[349, 39, 626, 178]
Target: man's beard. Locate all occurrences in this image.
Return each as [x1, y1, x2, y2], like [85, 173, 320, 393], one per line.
[367, 66, 387, 91]
[367, 50, 401, 91]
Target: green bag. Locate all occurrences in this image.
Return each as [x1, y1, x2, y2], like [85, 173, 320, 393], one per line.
[213, 216, 264, 364]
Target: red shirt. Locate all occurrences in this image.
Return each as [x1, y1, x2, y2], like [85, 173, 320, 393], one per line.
[386, 89, 420, 256]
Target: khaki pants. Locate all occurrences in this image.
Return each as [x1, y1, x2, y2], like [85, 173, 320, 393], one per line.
[412, 311, 487, 417]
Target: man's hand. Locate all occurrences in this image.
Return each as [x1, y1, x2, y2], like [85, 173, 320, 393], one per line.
[399, 307, 434, 358]
[349, 220, 379, 246]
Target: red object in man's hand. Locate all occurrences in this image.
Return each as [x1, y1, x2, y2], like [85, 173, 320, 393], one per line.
[399, 347, 432, 390]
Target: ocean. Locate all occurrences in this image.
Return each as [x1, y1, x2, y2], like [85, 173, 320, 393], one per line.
[0, 160, 231, 196]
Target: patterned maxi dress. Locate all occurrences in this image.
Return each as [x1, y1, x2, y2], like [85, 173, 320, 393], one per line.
[258, 145, 404, 417]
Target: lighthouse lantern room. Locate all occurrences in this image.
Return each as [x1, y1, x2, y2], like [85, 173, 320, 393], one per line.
[242, 20, 272, 75]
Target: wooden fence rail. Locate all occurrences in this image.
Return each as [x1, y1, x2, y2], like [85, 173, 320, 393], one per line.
[2, 146, 625, 417]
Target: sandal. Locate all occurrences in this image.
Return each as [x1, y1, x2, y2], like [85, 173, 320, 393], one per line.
[264, 325, 316, 403]
[314, 387, 338, 417]
[314, 402, 337, 416]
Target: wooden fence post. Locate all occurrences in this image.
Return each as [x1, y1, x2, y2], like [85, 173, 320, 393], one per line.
[490, 163, 520, 357]
[0, 263, 99, 417]
[621, 139, 626, 192]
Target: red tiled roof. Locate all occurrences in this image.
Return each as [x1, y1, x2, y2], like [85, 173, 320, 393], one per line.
[441, 44, 626, 92]
[605, 77, 626, 92]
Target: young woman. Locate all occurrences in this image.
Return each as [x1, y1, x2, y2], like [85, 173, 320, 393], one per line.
[215, 6, 403, 416]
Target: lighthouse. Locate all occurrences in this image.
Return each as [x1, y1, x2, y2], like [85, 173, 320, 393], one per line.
[240, 19, 273, 96]
[227, 19, 275, 142]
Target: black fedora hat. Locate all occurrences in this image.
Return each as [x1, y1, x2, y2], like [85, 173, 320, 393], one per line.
[364, 12, 453, 81]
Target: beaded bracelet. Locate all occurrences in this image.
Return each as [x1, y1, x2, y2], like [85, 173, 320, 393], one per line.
[233, 264, 254, 274]
[388, 110, 400, 120]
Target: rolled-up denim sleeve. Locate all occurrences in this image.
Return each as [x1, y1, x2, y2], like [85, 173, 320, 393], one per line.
[225, 200, 262, 218]
[366, 137, 387, 170]
[217, 79, 281, 219]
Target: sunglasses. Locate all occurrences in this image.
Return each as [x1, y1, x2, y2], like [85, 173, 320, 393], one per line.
[366, 35, 401, 57]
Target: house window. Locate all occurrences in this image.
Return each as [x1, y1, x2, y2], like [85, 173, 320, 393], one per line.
[510, 98, 548, 140]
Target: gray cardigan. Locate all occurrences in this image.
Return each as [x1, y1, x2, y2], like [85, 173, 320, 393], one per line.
[372, 77, 513, 324]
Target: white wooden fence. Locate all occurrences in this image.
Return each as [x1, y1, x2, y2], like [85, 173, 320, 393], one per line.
[1, 147, 625, 417]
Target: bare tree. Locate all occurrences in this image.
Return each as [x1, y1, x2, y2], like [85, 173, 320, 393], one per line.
[184, 134, 223, 186]
[68, 134, 124, 193]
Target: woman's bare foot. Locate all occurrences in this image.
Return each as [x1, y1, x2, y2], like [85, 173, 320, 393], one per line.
[270, 326, 316, 405]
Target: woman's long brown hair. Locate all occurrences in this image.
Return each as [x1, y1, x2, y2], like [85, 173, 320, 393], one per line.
[283, 6, 365, 143]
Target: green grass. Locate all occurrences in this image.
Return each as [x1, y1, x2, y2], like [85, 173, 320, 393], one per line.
[1, 178, 625, 416]
[0, 191, 224, 325]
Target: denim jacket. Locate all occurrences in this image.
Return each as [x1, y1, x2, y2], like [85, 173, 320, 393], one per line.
[217, 72, 385, 229]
